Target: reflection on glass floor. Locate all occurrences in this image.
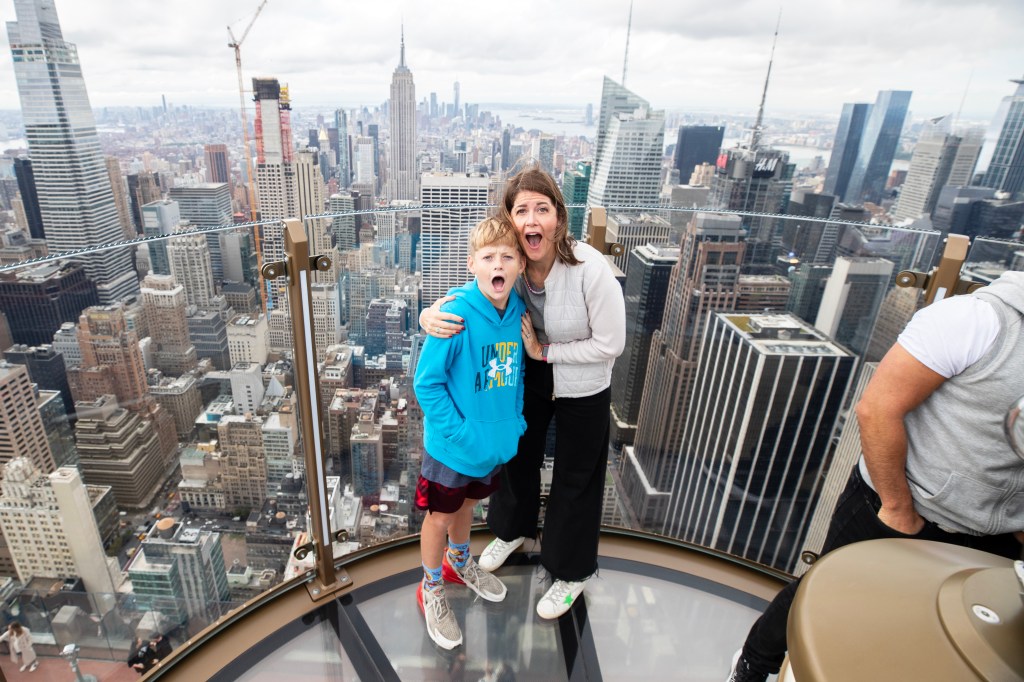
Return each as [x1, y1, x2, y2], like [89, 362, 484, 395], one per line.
[216, 552, 770, 681]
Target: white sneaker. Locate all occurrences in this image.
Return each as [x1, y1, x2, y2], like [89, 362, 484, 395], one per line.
[417, 582, 463, 649]
[478, 536, 525, 572]
[536, 578, 587, 619]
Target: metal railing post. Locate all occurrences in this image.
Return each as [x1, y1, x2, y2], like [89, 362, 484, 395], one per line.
[261, 218, 345, 599]
[895, 233, 983, 305]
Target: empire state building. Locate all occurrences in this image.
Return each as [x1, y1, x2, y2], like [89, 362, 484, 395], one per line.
[388, 28, 418, 201]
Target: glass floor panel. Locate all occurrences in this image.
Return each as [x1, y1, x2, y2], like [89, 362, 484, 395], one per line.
[213, 551, 771, 681]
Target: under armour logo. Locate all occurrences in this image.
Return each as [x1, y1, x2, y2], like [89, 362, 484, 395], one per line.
[487, 357, 514, 380]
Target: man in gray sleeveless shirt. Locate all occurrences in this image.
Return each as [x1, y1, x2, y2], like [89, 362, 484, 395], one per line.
[729, 270, 1024, 682]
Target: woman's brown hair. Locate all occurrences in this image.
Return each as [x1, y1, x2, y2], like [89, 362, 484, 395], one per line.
[500, 164, 580, 266]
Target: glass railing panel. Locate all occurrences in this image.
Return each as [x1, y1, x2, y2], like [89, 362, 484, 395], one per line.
[964, 235, 1024, 280]
[0, 198, 1019, 674]
[0, 218, 308, 658]
[610, 207, 949, 572]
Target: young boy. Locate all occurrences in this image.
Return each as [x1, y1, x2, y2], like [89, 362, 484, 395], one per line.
[412, 217, 527, 649]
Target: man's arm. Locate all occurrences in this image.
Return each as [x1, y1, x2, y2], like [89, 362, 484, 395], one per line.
[855, 343, 947, 534]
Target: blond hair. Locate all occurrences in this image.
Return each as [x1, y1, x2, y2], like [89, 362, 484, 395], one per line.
[468, 217, 521, 255]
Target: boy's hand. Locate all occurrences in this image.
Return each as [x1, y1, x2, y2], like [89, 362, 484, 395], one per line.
[420, 296, 463, 338]
[521, 312, 544, 360]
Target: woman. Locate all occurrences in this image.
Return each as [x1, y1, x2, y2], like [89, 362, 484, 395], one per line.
[421, 165, 625, 619]
[0, 621, 37, 672]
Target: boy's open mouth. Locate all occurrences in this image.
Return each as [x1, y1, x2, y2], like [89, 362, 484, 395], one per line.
[491, 275, 506, 292]
[525, 233, 542, 248]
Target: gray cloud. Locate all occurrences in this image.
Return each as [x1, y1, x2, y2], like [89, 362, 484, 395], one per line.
[0, 0, 1019, 122]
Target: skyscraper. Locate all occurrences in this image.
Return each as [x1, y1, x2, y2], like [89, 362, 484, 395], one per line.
[128, 171, 162, 232]
[561, 161, 591, 239]
[708, 146, 793, 267]
[814, 256, 894, 358]
[3, 343, 74, 417]
[0, 460, 121, 594]
[253, 78, 298, 310]
[420, 172, 489, 305]
[609, 244, 678, 449]
[605, 213, 672, 276]
[351, 413, 384, 496]
[37, 389, 77, 469]
[335, 108, 351, 189]
[979, 75, 1024, 198]
[295, 149, 338, 285]
[73, 395, 165, 508]
[140, 274, 196, 377]
[150, 375, 203, 440]
[130, 518, 229, 627]
[501, 126, 513, 171]
[142, 199, 182, 276]
[167, 183, 233, 281]
[6, 0, 138, 303]
[167, 233, 217, 309]
[844, 90, 913, 205]
[823, 103, 870, 201]
[329, 193, 357, 252]
[311, 283, 342, 362]
[388, 29, 418, 202]
[0, 262, 99, 346]
[219, 414, 269, 509]
[535, 135, 555, 176]
[621, 213, 745, 528]
[593, 76, 649, 173]
[892, 117, 983, 222]
[71, 304, 149, 410]
[204, 144, 231, 184]
[588, 78, 665, 213]
[674, 125, 725, 181]
[662, 313, 856, 573]
[786, 262, 833, 326]
[0, 362, 55, 474]
[105, 157, 134, 240]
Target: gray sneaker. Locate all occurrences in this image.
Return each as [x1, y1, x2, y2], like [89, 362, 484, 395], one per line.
[417, 582, 462, 649]
[478, 536, 525, 572]
[443, 553, 508, 602]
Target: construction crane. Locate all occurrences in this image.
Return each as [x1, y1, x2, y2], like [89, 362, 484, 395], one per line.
[228, 0, 269, 311]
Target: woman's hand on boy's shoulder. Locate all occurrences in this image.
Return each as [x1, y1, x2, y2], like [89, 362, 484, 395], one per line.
[421, 295, 464, 338]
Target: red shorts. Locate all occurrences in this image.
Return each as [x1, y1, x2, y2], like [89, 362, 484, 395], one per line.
[415, 473, 501, 514]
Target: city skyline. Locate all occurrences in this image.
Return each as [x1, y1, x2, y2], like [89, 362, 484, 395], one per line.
[0, 0, 1021, 123]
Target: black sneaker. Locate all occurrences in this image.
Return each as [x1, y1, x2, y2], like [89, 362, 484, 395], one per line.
[726, 650, 768, 682]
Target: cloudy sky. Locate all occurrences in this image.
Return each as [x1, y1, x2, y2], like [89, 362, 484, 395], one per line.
[0, 0, 1021, 123]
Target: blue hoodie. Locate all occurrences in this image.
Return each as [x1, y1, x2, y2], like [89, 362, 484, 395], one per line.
[414, 279, 527, 478]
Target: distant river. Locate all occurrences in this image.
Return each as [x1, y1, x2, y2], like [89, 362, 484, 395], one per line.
[486, 105, 596, 139]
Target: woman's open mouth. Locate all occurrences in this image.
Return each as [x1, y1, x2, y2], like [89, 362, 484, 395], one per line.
[525, 233, 542, 248]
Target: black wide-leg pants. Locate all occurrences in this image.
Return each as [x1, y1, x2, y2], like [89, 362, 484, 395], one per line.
[487, 357, 611, 582]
